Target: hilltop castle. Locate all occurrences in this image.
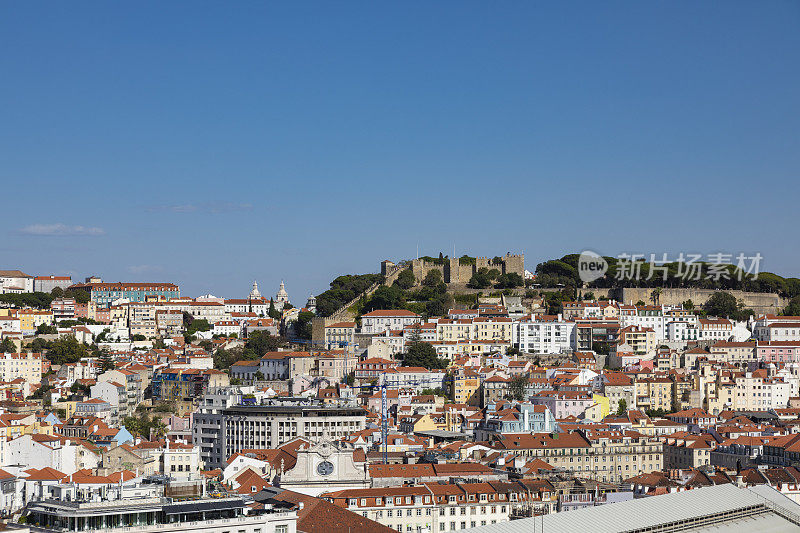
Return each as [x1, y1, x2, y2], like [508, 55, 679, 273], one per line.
[381, 253, 524, 285]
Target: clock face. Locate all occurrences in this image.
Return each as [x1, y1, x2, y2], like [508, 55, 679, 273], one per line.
[317, 460, 334, 476]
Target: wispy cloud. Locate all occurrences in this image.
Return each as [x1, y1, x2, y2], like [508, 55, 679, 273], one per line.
[127, 265, 163, 274]
[147, 202, 253, 214]
[19, 223, 105, 236]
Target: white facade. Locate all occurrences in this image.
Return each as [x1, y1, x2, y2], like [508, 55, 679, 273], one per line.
[513, 316, 576, 354]
[0, 351, 42, 384]
[0, 271, 33, 293]
[361, 311, 421, 335]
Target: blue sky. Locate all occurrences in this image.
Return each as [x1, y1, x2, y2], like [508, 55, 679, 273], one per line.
[1, 2, 798, 300]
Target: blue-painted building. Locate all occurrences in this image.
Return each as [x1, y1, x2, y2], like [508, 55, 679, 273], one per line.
[475, 401, 559, 441]
[70, 282, 180, 306]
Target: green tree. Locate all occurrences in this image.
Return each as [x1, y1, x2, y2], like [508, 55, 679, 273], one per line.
[268, 299, 281, 319]
[131, 334, 146, 341]
[494, 273, 524, 289]
[363, 285, 406, 311]
[616, 398, 628, 416]
[402, 341, 448, 369]
[422, 270, 444, 289]
[0, 338, 15, 353]
[468, 268, 498, 289]
[64, 288, 90, 304]
[315, 274, 384, 317]
[294, 311, 315, 340]
[425, 292, 453, 318]
[683, 299, 695, 310]
[394, 269, 416, 290]
[508, 373, 529, 401]
[254, 370, 265, 381]
[0, 292, 54, 309]
[186, 318, 211, 335]
[704, 291, 739, 318]
[242, 330, 284, 359]
[98, 349, 115, 371]
[36, 323, 58, 335]
[45, 336, 89, 365]
[784, 296, 800, 316]
[50, 287, 64, 298]
[70, 381, 91, 396]
[123, 413, 166, 439]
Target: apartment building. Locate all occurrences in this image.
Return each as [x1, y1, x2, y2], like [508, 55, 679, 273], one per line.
[0, 351, 42, 385]
[530, 390, 595, 419]
[513, 314, 576, 354]
[322, 481, 526, 532]
[594, 372, 635, 414]
[709, 341, 757, 364]
[758, 341, 800, 363]
[618, 325, 656, 356]
[213, 320, 241, 337]
[362, 310, 421, 334]
[734, 371, 793, 410]
[662, 433, 716, 469]
[699, 318, 733, 341]
[619, 306, 667, 340]
[753, 315, 800, 342]
[50, 298, 76, 322]
[70, 282, 180, 306]
[193, 387, 250, 468]
[574, 320, 620, 351]
[634, 377, 674, 412]
[492, 430, 663, 484]
[151, 368, 229, 401]
[324, 321, 356, 349]
[354, 357, 399, 383]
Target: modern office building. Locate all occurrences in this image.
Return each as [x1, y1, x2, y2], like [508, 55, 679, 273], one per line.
[221, 400, 367, 459]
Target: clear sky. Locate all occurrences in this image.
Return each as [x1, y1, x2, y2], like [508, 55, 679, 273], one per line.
[1, 2, 798, 301]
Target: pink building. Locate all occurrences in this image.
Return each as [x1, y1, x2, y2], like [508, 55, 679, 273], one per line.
[758, 341, 800, 363]
[530, 390, 595, 419]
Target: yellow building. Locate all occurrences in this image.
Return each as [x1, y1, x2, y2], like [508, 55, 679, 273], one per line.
[0, 352, 42, 385]
[16, 310, 54, 334]
[635, 377, 674, 412]
[451, 369, 481, 405]
[591, 394, 611, 419]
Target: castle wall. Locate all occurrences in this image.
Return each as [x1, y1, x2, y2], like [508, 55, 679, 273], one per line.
[609, 287, 788, 316]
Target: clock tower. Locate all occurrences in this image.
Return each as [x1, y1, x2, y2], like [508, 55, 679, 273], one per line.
[276, 439, 369, 496]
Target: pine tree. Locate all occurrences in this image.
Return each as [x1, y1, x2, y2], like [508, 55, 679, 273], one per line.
[98, 348, 115, 371]
[268, 298, 280, 319]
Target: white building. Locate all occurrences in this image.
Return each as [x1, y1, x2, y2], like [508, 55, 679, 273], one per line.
[361, 310, 421, 335]
[33, 275, 73, 293]
[213, 320, 242, 337]
[699, 318, 734, 341]
[0, 270, 33, 293]
[754, 315, 800, 342]
[0, 351, 42, 385]
[513, 315, 575, 354]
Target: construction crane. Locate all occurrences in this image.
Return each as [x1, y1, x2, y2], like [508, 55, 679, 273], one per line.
[375, 371, 456, 464]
